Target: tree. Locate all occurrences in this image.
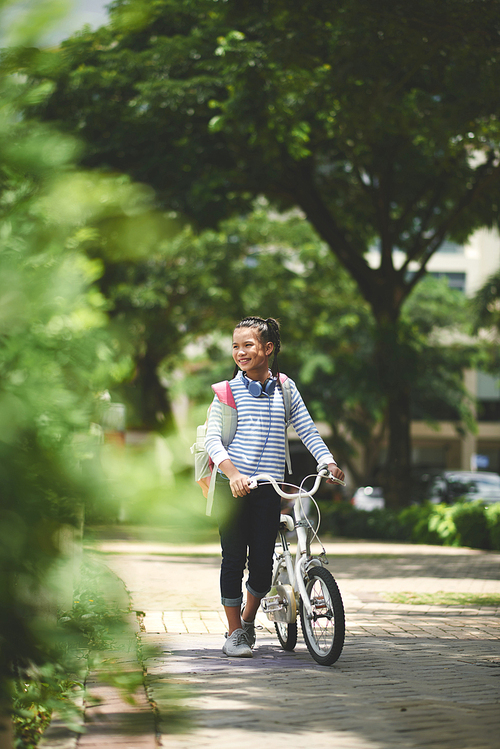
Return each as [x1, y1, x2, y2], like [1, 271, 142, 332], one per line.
[472, 267, 500, 334]
[471, 267, 500, 376]
[180, 207, 382, 484]
[174, 209, 475, 490]
[35, 0, 500, 505]
[83, 219, 242, 428]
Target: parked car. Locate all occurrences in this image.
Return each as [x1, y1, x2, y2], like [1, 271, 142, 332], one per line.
[427, 471, 500, 504]
[351, 486, 385, 511]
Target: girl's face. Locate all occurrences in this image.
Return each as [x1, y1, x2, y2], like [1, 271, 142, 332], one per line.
[232, 327, 273, 377]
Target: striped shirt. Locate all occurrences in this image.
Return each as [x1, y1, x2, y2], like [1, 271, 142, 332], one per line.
[205, 372, 335, 481]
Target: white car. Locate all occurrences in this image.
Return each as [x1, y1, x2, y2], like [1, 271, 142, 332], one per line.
[351, 486, 385, 511]
[428, 471, 500, 504]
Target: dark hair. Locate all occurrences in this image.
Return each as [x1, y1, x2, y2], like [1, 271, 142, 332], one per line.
[232, 316, 282, 379]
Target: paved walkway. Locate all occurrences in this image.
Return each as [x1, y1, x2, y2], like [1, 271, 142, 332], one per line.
[44, 538, 500, 749]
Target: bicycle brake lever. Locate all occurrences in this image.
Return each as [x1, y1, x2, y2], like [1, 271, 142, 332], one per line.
[331, 477, 347, 486]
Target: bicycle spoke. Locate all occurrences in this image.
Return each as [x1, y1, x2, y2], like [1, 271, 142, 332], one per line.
[299, 566, 345, 665]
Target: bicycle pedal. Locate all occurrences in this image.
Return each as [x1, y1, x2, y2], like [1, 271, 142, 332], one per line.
[261, 594, 283, 613]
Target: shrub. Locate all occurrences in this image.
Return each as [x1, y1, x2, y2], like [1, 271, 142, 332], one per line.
[318, 501, 359, 538]
[398, 503, 442, 545]
[428, 504, 457, 545]
[359, 509, 409, 541]
[485, 503, 500, 551]
[450, 500, 491, 549]
[320, 498, 500, 551]
[319, 502, 409, 541]
[425, 500, 492, 549]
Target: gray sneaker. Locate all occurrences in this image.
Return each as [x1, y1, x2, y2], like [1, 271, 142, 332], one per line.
[241, 619, 256, 649]
[222, 628, 253, 658]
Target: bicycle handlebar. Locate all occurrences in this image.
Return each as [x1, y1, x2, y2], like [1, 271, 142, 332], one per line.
[248, 469, 346, 499]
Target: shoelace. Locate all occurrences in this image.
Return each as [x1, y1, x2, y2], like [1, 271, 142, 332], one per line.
[234, 630, 248, 646]
[225, 629, 253, 643]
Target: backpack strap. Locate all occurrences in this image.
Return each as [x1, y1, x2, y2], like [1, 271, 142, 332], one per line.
[212, 380, 237, 409]
[206, 381, 238, 516]
[211, 380, 238, 446]
[279, 374, 293, 475]
[206, 467, 218, 517]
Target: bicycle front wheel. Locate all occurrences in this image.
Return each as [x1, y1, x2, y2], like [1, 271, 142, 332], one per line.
[299, 566, 345, 666]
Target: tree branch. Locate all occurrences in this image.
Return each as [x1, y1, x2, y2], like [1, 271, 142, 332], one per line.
[407, 153, 500, 292]
[378, 163, 394, 274]
[286, 163, 376, 301]
[399, 179, 447, 274]
[394, 177, 442, 252]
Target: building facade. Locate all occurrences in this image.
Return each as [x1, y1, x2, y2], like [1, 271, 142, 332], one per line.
[368, 228, 500, 477]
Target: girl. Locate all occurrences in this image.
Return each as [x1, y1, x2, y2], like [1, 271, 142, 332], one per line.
[205, 316, 344, 658]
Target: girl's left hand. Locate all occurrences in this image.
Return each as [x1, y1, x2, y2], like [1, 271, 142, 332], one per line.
[327, 463, 345, 483]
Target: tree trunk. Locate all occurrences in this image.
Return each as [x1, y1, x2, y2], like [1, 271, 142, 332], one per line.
[0, 711, 14, 749]
[363, 418, 387, 484]
[384, 386, 412, 508]
[124, 349, 172, 430]
[374, 320, 414, 509]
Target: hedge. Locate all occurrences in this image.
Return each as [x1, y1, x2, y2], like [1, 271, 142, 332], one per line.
[318, 499, 500, 550]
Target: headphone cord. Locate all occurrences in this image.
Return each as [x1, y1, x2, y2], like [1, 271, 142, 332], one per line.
[251, 393, 272, 479]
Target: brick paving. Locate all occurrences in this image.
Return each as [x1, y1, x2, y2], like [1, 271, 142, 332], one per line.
[44, 539, 500, 749]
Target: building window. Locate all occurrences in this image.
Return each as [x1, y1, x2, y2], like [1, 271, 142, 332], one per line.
[477, 401, 500, 421]
[477, 371, 500, 400]
[477, 371, 500, 422]
[429, 272, 466, 292]
[436, 241, 463, 254]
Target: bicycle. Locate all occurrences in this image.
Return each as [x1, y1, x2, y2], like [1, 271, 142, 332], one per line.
[248, 465, 346, 666]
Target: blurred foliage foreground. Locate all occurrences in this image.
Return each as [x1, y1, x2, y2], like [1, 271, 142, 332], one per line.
[0, 3, 194, 744]
[11, 558, 139, 748]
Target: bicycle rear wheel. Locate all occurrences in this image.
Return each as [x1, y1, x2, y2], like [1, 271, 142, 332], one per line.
[271, 560, 298, 651]
[299, 565, 345, 666]
[275, 621, 298, 651]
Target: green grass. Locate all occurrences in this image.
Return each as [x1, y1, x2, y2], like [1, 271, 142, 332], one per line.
[384, 591, 500, 607]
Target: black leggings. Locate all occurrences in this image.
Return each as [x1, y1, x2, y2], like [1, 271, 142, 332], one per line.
[213, 476, 281, 607]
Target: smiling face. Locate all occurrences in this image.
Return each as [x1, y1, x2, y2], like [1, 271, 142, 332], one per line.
[232, 327, 274, 382]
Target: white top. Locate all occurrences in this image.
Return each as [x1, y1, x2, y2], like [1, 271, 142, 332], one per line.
[205, 372, 335, 481]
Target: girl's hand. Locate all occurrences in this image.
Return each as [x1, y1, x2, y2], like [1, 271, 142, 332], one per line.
[218, 460, 251, 497]
[327, 463, 345, 484]
[230, 472, 251, 497]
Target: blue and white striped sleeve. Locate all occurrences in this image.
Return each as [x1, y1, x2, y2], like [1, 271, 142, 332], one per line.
[290, 383, 336, 466]
[205, 396, 230, 468]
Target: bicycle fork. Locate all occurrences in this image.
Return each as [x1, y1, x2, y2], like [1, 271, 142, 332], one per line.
[295, 521, 327, 619]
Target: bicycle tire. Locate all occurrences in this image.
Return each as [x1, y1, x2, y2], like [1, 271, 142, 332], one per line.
[271, 559, 298, 651]
[274, 621, 298, 651]
[299, 565, 345, 666]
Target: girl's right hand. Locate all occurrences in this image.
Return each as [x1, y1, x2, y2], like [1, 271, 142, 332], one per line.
[230, 472, 251, 497]
[219, 459, 251, 497]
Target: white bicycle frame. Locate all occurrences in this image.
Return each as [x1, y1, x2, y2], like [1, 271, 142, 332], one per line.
[248, 469, 345, 619]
